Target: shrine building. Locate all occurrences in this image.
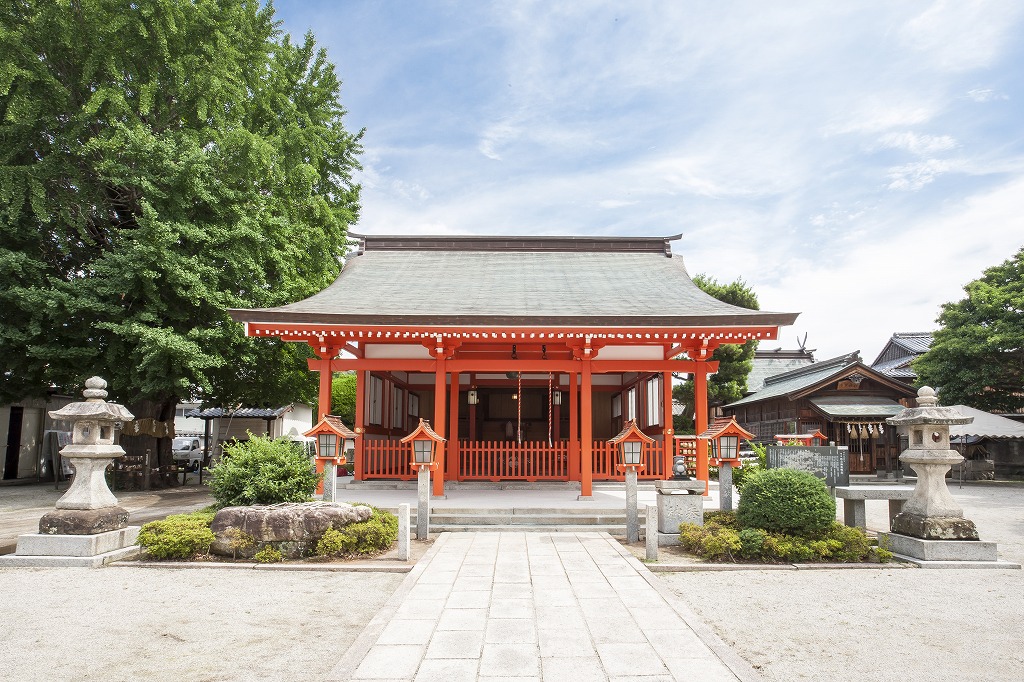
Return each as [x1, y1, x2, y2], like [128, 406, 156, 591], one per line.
[229, 234, 799, 497]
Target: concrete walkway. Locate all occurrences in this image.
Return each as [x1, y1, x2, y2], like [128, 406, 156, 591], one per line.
[327, 531, 756, 682]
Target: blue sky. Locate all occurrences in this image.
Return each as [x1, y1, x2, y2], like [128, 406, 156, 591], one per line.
[273, 1, 1024, 364]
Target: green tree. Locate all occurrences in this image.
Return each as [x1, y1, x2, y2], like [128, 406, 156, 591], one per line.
[914, 247, 1024, 412]
[331, 372, 357, 425]
[673, 275, 759, 433]
[0, 2, 361, 467]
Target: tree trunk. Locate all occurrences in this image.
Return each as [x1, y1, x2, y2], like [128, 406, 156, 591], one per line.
[125, 397, 179, 489]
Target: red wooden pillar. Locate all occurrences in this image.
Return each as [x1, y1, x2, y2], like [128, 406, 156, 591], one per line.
[354, 369, 366, 481]
[448, 372, 459, 482]
[568, 372, 579, 481]
[581, 360, 593, 498]
[695, 360, 710, 496]
[663, 371, 673, 479]
[433, 353, 447, 498]
[316, 353, 333, 421]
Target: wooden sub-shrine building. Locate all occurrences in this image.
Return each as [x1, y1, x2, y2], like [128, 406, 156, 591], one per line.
[229, 234, 798, 497]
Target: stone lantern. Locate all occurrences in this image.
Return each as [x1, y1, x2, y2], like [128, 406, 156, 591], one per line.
[1, 377, 139, 567]
[609, 420, 654, 543]
[42, 377, 135, 533]
[880, 386, 1002, 564]
[401, 419, 446, 540]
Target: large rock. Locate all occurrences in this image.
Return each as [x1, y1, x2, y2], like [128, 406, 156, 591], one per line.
[210, 502, 373, 559]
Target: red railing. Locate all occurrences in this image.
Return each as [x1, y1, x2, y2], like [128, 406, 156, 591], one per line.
[591, 440, 667, 480]
[360, 439, 678, 482]
[459, 441, 569, 481]
[362, 440, 414, 480]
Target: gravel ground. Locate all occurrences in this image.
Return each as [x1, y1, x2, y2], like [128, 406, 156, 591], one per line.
[2, 481, 1020, 681]
[0, 567, 403, 682]
[657, 482, 1024, 682]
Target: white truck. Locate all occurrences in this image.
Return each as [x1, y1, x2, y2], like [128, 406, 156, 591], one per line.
[172, 437, 205, 471]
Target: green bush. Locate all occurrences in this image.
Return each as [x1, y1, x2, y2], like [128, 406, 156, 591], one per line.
[738, 528, 769, 560]
[679, 522, 741, 561]
[254, 545, 284, 563]
[208, 435, 322, 507]
[314, 504, 398, 557]
[137, 511, 216, 560]
[678, 511, 877, 563]
[737, 468, 836, 537]
[732, 441, 767, 493]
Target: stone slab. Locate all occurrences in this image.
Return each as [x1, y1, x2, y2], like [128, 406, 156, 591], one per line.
[889, 555, 1021, 570]
[879, 532, 998, 562]
[0, 544, 140, 568]
[654, 479, 705, 494]
[834, 486, 913, 500]
[657, 493, 703, 534]
[15, 527, 140, 557]
[657, 531, 681, 547]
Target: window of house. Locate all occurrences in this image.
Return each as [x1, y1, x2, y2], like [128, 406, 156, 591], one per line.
[368, 375, 383, 425]
[392, 385, 404, 430]
[611, 394, 622, 418]
[626, 387, 637, 422]
[645, 375, 662, 427]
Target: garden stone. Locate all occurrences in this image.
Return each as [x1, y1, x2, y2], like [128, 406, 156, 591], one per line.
[210, 501, 372, 559]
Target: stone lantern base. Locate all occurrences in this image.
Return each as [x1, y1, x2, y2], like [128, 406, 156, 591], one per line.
[891, 511, 979, 540]
[878, 531, 1003, 565]
[39, 506, 131, 535]
[0, 528, 141, 568]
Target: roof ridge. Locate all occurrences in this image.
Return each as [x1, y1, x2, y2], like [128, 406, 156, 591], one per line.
[348, 233, 682, 256]
[761, 351, 860, 386]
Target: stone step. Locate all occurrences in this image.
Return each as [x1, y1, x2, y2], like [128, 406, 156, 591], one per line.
[431, 524, 632, 535]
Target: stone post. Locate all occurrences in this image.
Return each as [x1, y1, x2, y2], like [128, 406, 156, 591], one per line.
[322, 461, 337, 502]
[416, 466, 430, 541]
[625, 467, 639, 543]
[398, 503, 411, 561]
[719, 461, 734, 511]
[645, 504, 658, 561]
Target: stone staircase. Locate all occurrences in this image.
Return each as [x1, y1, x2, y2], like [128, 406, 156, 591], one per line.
[406, 506, 646, 536]
[337, 480, 649, 536]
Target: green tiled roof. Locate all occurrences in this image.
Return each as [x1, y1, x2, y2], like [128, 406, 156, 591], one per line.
[726, 353, 861, 407]
[231, 235, 799, 328]
[809, 396, 906, 419]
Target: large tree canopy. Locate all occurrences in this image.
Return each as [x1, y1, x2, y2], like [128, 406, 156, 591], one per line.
[673, 275, 759, 432]
[914, 247, 1024, 412]
[0, 1, 361, 419]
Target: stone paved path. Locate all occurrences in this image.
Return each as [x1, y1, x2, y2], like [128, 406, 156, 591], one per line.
[327, 531, 755, 681]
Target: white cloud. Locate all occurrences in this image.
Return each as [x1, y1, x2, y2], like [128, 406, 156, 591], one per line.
[598, 199, 638, 209]
[901, 0, 1024, 72]
[876, 132, 958, 155]
[966, 88, 1009, 102]
[886, 159, 958, 190]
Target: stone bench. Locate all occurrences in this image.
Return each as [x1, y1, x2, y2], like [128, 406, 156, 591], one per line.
[834, 486, 914, 530]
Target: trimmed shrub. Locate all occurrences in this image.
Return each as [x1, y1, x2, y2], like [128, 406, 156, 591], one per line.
[679, 522, 741, 562]
[738, 528, 769, 560]
[315, 504, 398, 557]
[208, 435, 322, 507]
[737, 468, 836, 537]
[732, 441, 767, 494]
[137, 511, 216, 560]
[254, 545, 284, 563]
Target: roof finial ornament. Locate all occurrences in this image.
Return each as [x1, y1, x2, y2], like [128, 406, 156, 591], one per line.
[916, 386, 938, 407]
[83, 376, 108, 402]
